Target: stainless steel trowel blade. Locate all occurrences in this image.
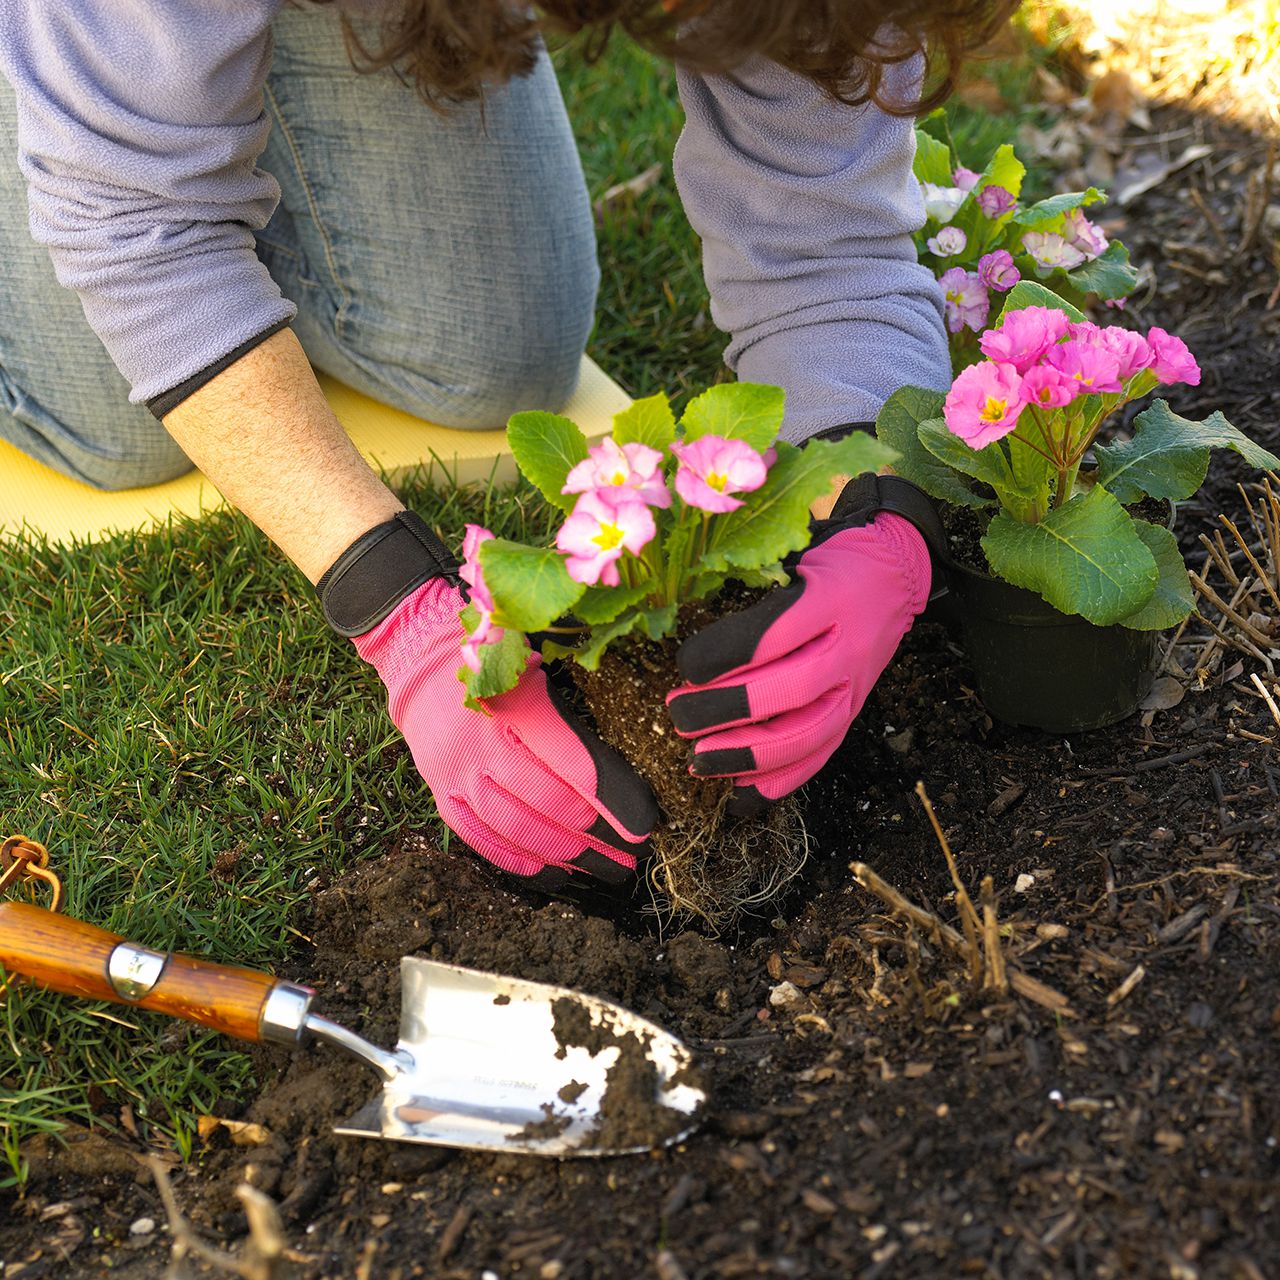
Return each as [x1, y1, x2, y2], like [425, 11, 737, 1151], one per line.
[332, 957, 705, 1157]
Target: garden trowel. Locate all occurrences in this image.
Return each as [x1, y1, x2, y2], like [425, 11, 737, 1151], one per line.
[0, 902, 704, 1157]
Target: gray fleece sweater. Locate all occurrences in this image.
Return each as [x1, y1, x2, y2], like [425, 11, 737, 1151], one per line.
[0, 1, 950, 440]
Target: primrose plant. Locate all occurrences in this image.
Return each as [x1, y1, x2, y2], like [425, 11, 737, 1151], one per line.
[876, 282, 1280, 630]
[457, 383, 893, 707]
[912, 117, 1138, 368]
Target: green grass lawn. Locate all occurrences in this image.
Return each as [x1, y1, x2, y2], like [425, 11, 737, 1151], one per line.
[0, 34, 1054, 1186]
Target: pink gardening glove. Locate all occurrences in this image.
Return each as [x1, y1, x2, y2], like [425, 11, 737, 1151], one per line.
[666, 500, 932, 816]
[354, 579, 657, 890]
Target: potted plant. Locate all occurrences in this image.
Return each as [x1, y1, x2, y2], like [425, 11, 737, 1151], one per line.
[876, 283, 1280, 732]
[456, 383, 893, 926]
[912, 119, 1139, 370]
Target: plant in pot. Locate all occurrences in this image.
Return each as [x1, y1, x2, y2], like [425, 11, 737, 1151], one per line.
[911, 118, 1139, 370]
[875, 282, 1280, 733]
[457, 383, 893, 926]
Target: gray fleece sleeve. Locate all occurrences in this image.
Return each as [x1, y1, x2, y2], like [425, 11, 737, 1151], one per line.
[674, 57, 951, 443]
[0, 0, 296, 409]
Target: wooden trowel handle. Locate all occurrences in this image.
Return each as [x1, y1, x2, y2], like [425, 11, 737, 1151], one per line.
[0, 901, 310, 1044]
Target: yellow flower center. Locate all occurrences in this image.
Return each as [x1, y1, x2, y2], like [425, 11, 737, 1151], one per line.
[979, 396, 1008, 423]
[592, 522, 625, 551]
[608, 470, 627, 485]
[706, 471, 728, 492]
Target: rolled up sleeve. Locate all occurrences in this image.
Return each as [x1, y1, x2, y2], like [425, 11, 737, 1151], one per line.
[2, 1, 296, 409]
[674, 56, 951, 442]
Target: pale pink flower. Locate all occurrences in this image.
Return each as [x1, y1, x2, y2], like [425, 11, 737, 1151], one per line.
[563, 436, 671, 508]
[977, 249, 1020, 292]
[939, 267, 990, 334]
[1046, 340, 1124, 394]
[921, 181, 966, 222]
[459, 524, 504, 670]
[1021, 364, 1079, 410]
[669, 435, 774, 514]
[1062, 208, 1109, 258]
[1104, 297, 1128, 311]
[1022, 231, 1087, 272]
[944, 361, 1026, 449]
[976, 185, 1016, 219]
[1146, 327, 1202, 386]
[926, 225, 967, 257]
[556, 489, 656, 587]
[978, 305, 1070, 373]
[953, 166, 981, 192]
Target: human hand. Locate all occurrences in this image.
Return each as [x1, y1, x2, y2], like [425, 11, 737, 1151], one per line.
[665, 476, 939, 815]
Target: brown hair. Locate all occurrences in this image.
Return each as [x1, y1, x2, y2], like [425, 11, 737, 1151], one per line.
[332, 0, 1019, 116]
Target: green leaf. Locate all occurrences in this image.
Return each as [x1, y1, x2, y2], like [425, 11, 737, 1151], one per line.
[1117, 521, 1195, 631]
[1064, 240, 1139, 301]
[997, 280, 1086, 324]
[457, 608, 529, 710]
[1094, 400, 1280, 505]
[506, 411, 589, 513]
[573, 604, 678, 671]
[679, 383, 786, 452]
[479, 540, 584, 632]
[980, 486, 1158, 626]
[699, 433, 896, 575]
[912, 127, 954, 188]
[980, 143, 1025, 202]
[874, 387, 992, 509]
[612, 393, 676, 451]
[918, 418, 1015, 491]
[573, 581, 652, 625]
[1011, 188, 1104, 227]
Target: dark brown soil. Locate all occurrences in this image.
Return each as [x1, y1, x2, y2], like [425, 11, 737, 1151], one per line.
[4, 102, 1280, 1280]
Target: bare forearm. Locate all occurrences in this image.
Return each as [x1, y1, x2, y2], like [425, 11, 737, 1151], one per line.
[162, 330, 402, 583]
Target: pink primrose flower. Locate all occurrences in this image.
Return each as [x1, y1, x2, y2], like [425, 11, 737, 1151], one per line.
[556, 489, 656, 587]
[976, 184, 1016, 219]
[459, 524, 504, 670]
[1062, 208, 1109, 258]
[1021, 231, 1087, 272]
[563, 436, 671, 508]
[921, 181, 967, 223]
[944, 361, 1027, 450]
[926, 225, 967, 257]
[669, 435, 774, 514]
[978, 305, 1070, 373]
[1146, 327, 1202, 386]
[1021, 364, 1079, 410]
[977, 249, 1020, 292]
[1046, 339, 1124, 394]
[1104, 297, 1128, 310]
[953, 166, 981, 192]
[1095, 327, 1154, 382]
[938, 267, 990, 334]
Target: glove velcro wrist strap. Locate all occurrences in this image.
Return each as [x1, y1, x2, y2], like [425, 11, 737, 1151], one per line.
[316, 511, 459, 637]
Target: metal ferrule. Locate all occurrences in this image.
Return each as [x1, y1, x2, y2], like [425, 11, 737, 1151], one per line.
[106, 943, 167, 1002]
[259, 982, 316, 1046]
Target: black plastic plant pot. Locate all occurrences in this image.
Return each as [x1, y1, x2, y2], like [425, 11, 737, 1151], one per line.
[941, 558, 1158, 734]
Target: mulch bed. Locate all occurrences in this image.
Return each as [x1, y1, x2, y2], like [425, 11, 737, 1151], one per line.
[4, 103, 1279, 1280]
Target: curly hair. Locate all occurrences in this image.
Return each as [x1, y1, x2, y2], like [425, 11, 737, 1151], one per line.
[326, 0, 1021, 116]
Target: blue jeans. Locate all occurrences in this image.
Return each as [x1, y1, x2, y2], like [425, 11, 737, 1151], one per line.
[0, 8, 599, 491]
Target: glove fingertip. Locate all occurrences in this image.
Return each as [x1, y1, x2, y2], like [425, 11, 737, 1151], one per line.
[727, 785, 771, 818]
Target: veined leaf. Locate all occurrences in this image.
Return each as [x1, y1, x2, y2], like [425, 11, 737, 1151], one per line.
[679, 383, 785, 451]
[980, 486, 1158, 626]
[918, 419, 1017, 491]
[506, 411, 589, 513]
[875, 387, 991, 509]
[573, 604, 678, 670]
[458, 608, 529, 710]
[613, 393, 676, 451]
[1094, 400, 1280, 505]
[997, 280, 1086, 324]
[1066, 240, 1138, 301]
[698, 433, 895, 575]
[912, 127, 954, 187]
[479, 540, 585, 633]
[573, 581, 652, 625]
[1011, 188, 1104, 227]
[1117, 521, 1195, 631]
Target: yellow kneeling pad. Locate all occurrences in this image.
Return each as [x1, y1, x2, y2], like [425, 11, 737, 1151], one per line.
[0, 355, 631, 546]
